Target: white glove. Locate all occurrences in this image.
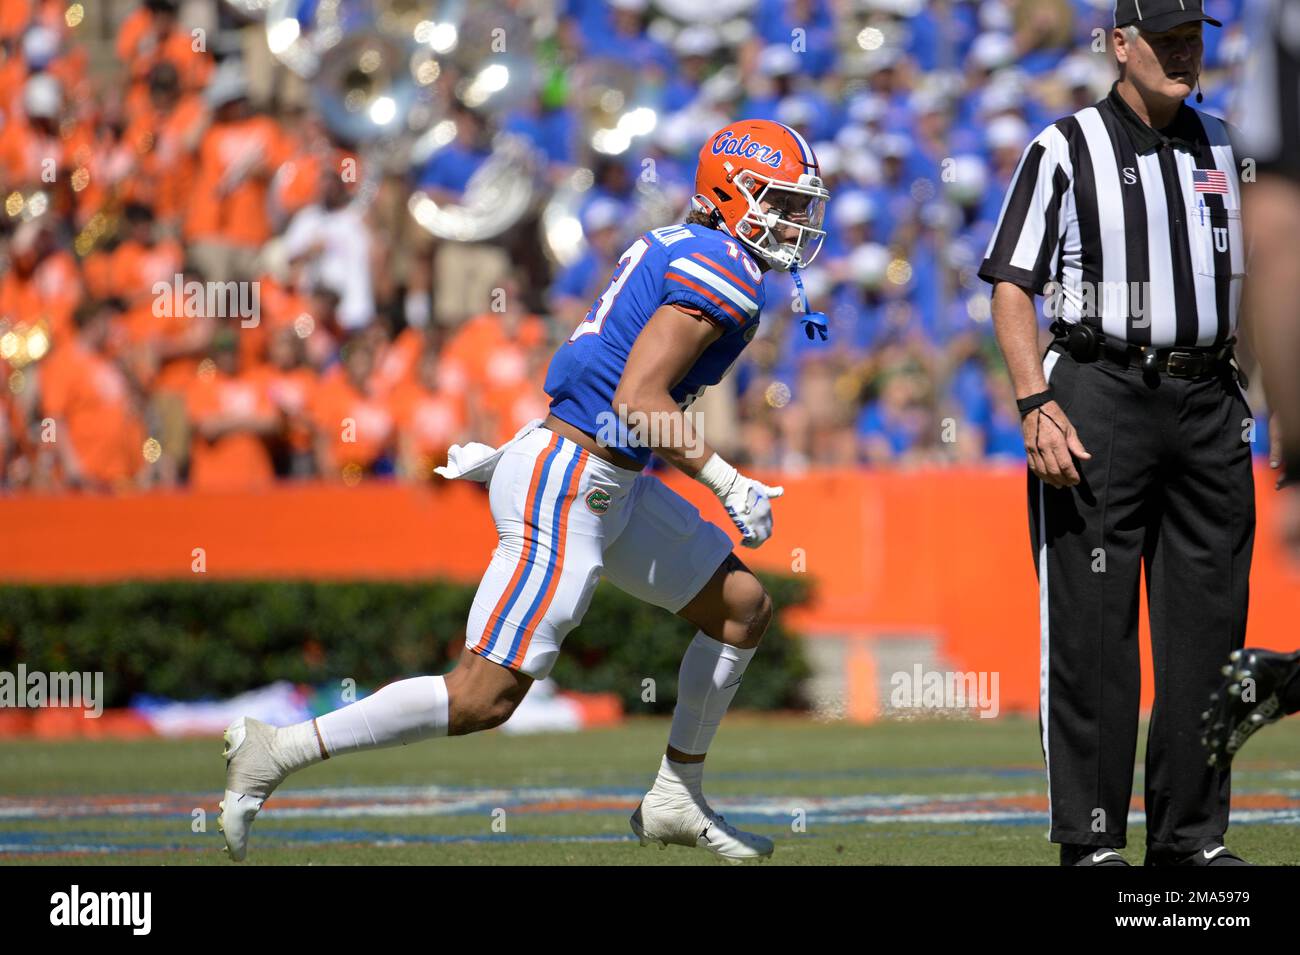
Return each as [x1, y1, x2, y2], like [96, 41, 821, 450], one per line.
[696, 453, 785, 549]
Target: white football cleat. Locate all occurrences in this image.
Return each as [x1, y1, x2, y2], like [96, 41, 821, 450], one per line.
[630, 786, 773, 863]
[218, 717, 289, 862]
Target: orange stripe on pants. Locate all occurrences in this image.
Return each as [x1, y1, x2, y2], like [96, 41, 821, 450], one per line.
[506, 448, 588, 668]
[473, 432, 558, 655]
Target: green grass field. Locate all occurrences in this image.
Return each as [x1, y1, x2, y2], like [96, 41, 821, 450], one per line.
[3, 715, 1299, 865]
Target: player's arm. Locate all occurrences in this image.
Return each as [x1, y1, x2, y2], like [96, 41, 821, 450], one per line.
[1241, 178, 1300, 482]
[1241, 282, 1297, 477]
[613, 304, 783, 548]
[613, 303, 723, 476]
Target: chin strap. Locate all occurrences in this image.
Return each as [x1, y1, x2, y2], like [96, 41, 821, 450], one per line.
[790, 267, 828, 342]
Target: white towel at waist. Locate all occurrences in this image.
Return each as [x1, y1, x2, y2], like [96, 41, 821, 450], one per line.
[434, 418, 545, 484]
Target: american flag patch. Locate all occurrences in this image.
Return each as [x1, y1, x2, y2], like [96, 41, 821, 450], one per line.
[1193, 169, 1230, 195]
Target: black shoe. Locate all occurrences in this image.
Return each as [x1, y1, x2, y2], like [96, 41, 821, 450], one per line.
[1062, 844, 1130, 866]
[1146, 843, 1251, 867]
[1202, 648, 1300, 767]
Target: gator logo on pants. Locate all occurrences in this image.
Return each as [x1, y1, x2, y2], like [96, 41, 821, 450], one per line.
[585, 488, 612, 514]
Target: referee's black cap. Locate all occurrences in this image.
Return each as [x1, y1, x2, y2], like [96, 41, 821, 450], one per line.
[1114, 0, 1223, 32]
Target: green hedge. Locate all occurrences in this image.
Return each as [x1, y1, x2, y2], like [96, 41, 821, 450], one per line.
[0, 576, 811, 713]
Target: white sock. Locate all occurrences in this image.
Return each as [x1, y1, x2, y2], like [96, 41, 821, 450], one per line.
[654, 754, 705, 796]
[313, 675, 450, 758]
[274, 721, 325, 773]
[668, 631, 756, 758]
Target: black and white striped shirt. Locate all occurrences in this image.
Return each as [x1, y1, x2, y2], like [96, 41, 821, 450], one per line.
[979, 83, 1245, 348]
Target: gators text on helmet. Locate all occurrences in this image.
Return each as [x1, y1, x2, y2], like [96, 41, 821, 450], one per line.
[692, 119, 830, 272]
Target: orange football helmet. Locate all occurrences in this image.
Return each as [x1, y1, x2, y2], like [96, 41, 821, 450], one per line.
[692, 119, 829, 272]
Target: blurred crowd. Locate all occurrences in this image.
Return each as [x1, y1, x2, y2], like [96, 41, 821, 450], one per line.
[0, 0, 1257, 492]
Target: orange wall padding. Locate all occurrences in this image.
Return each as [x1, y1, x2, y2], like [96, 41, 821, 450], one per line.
[2, 466, 1296, 714]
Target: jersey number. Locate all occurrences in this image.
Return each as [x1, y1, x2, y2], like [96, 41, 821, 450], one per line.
[724, 239, 763, 283]
[568, 238, 651, 343]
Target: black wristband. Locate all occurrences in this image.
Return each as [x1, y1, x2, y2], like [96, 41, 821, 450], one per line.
[1016, 388, 1055, 419]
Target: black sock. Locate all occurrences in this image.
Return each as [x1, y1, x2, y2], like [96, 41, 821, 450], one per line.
[1060, 843, 1092, 865]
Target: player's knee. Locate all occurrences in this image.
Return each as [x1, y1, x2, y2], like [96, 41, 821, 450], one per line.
[729, 577, 772, 650]
[445, 661, 526, 735]
[476, 693, 520, 732]
[449, 688, 520, 735]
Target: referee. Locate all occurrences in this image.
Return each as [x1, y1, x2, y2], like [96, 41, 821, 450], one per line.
[980, 0, 1254, 866]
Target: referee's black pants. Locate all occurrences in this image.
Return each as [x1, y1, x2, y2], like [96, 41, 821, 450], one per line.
[1028, 345, 1255, 856]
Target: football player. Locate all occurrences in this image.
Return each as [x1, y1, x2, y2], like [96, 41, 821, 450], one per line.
[1201, 0, 1300, 771]
[1203, 648, 1300, 767]
[219, 120, 830, 862]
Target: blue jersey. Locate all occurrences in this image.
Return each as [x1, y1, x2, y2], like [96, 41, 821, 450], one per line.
[545, 223, 766, 466]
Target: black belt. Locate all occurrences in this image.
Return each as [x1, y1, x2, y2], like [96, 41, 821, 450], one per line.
[1049, 321, 1239, 382]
